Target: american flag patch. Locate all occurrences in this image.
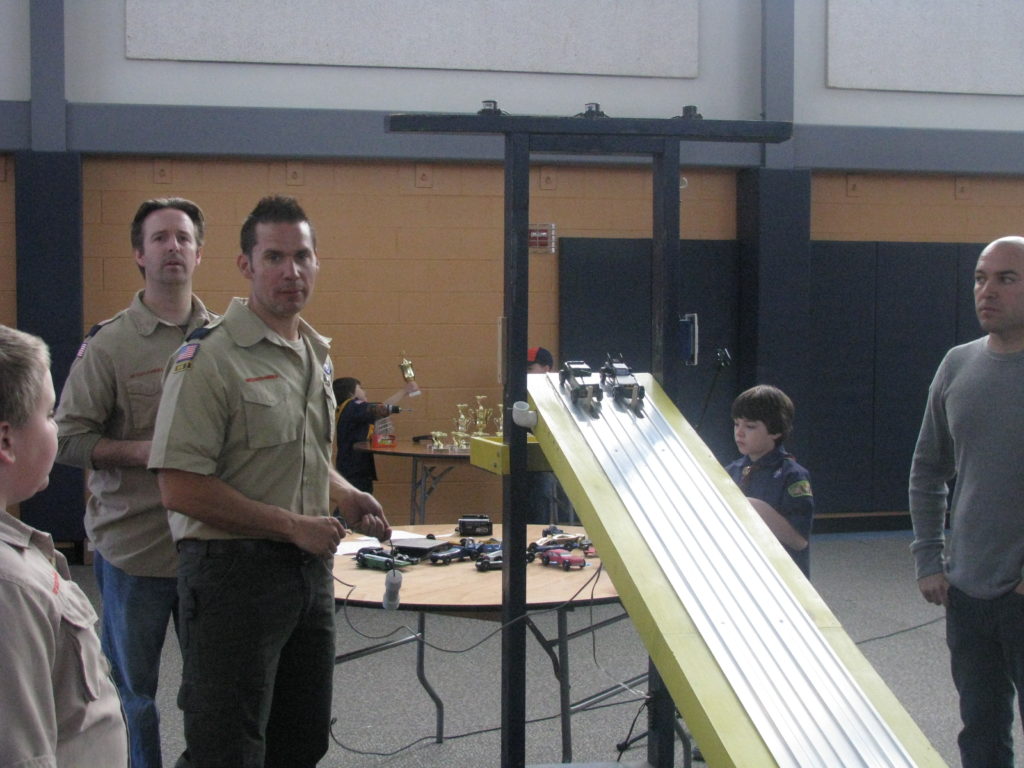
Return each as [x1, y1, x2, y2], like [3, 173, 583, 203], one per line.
[76, 340, 89, 358]
[175, 343, 199, 363]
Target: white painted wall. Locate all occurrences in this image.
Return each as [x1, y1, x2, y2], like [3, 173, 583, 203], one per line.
[66, 0, 762, 121]
[795, 0, 1024, 130]
[0, 0, 31, 101]
[63, 0, 1024, 131]
[126, 0, 699, 80]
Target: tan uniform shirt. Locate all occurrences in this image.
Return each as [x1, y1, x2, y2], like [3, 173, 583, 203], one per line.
[0, 512, 129, 768]
[149, 298, 336, 541]
[55, 291, 214, 576]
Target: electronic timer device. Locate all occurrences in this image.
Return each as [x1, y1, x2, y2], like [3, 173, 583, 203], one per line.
[458, 515, 493, 537]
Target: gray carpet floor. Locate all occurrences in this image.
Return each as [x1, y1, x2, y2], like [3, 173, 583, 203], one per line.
[70, 531, 1009, 767]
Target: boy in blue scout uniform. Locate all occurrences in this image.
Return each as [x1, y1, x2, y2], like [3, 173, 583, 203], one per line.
[333, 376, 419, 493]
[725, 384, 814, 577]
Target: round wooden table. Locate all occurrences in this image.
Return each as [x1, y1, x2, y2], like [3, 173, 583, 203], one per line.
[332, 523, 627, 761]
[332, 523, 618, 610]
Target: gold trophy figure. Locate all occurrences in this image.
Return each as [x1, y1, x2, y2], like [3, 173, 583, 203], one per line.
[453, 404, 472, 450]
[474, 395, 491, 436]
[399, 355, 422, 397]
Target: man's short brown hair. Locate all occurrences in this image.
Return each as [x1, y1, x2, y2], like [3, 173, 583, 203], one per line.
[130, 197, 206, 251]
[239, 195, 316, 259]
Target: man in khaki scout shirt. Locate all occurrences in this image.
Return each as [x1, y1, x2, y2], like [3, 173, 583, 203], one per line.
[55, 198, 213, 768]
[149, 195, 391, 768]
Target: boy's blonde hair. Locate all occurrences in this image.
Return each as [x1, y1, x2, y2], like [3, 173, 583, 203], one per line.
[0, 326, 50, 428]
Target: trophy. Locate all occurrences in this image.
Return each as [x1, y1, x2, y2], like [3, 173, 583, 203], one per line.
[473, 395, 491, 436]
[399, 354, 422, 396]
[454, 403, 472, 434]
[492, 404, 504, 438]
[452, 403, 472, 450]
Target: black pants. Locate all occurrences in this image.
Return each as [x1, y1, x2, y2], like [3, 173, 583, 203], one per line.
[175, 540, 335, 768]
[947, 585, 1024, 768]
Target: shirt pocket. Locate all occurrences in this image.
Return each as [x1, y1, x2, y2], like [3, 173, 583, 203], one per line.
[57, 585, 105, 703]
[125, 375, 163, 437]
[242, 380, 300, 449]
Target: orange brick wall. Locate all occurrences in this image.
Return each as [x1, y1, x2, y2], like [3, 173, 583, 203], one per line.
[0, 156, 14, 327]
[812, 173, 1024, 243]
[51, 160, 1024, 527]
[79, 157, 737, 525]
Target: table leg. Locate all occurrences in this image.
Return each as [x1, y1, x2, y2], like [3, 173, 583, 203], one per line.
[334, 612, 444, 744]
[557, 607, 572, 763]
[409, 458, 422, 525]
[409, 460, 456, 525]
[416, 612, 445, 743]
[523, 607, 641, 763]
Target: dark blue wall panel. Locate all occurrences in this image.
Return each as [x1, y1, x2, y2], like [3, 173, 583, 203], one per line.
[15, 151, 85, 541]
[872, 243, 959, 511]
[558, 238, 653, 373]
[807, 242, 877, 516]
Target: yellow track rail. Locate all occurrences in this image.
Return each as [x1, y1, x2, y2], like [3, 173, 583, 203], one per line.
[524, 372, 944, 768]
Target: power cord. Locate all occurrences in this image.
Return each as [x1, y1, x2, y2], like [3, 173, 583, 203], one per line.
[854, 614, 944, 645]
[328, 697, 642, 760]
[327, 557, 648, 763]
[329, 556, 611, 655]
[615, 700, 649, 760]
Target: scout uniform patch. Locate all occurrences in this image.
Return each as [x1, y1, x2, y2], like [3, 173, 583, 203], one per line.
[76, 320, 114, 358]
[173, 343, 200, 373]
[787, 479, 812, 498]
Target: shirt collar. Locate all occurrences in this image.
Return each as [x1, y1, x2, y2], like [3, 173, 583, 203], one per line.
[748, 443, 788, 470]
[0, 511, 55, 560]
[223, 297, 331, 361]
[127, 290, 213, 337]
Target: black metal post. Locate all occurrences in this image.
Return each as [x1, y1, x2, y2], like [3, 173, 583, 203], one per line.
[647, 659, 677, 767]
[500, 131, 531, 768]
[652, 137, 681, 386]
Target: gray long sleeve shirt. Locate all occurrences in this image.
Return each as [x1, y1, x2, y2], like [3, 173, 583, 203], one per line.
[909, 337, 1024, 599]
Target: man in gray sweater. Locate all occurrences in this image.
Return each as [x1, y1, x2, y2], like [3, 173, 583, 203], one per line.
[910, 235, 1024, 768]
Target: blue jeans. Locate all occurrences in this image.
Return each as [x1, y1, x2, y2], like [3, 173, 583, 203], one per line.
[94, 551, 180, 768]
[947, 585, 1024, 768]
[175, 540, 335, 768]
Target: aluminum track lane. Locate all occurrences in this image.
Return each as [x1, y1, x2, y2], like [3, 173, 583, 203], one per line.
[540, 374, 916, 768]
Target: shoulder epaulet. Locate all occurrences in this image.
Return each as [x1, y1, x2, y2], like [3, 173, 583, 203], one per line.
[85, 312, 123, 339]
[75, 315, 120, 358]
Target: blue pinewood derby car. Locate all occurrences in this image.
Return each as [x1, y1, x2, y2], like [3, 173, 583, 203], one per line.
[428, 543, 475, 565]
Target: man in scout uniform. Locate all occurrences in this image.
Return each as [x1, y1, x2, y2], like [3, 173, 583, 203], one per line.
[149, 195, 390, 768]
[55, 197, 213, 768]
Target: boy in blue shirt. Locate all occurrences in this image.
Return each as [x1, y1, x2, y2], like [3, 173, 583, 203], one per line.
[333, 377, 418, 493]
[725, 385, 814, 577]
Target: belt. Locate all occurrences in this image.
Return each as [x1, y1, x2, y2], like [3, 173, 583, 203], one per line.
[177, 539, 302, 557]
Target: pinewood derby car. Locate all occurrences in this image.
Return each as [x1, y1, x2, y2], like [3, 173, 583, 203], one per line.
[355, 546, 418, 570]
[559, 360, 604, 405]
[538, 548, 587, 570]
